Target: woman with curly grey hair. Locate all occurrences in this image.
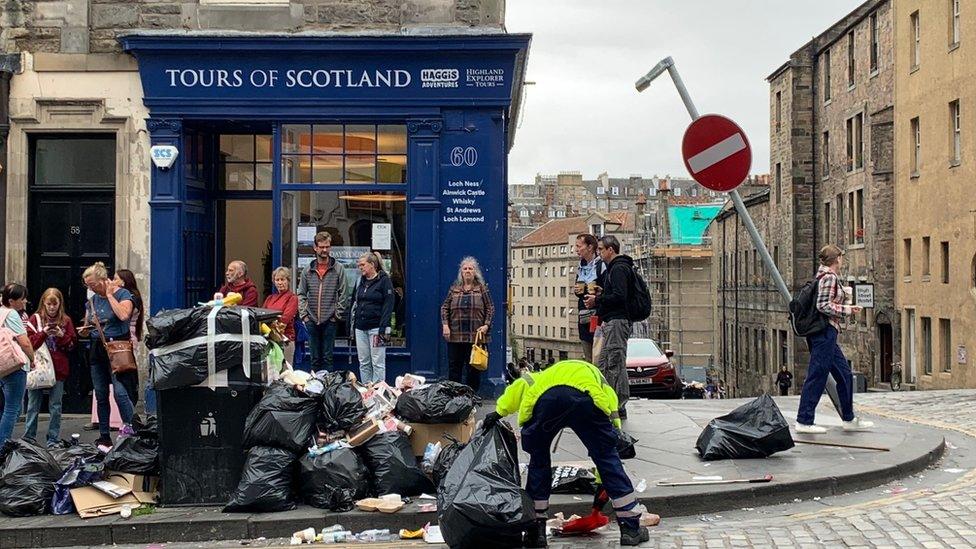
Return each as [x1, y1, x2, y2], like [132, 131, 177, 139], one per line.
[440, 256, 494, 392]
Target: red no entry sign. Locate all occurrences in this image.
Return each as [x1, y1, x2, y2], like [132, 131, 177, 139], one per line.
[681, 114, 752, 192]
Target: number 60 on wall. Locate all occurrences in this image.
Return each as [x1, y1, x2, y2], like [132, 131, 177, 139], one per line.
[450, 146, 478, 167]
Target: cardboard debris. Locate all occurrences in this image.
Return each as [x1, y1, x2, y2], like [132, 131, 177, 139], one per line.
[406, 413, 475, 457]
[70, 473, 158, 519]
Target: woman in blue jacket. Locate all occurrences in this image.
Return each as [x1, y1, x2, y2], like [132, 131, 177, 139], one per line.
[350, 253, 394, 384]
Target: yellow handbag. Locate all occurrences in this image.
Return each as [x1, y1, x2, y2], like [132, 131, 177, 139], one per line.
[469, 331, 489, 371]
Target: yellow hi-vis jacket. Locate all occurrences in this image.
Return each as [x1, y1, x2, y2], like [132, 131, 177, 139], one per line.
[495, 359, 622, 430]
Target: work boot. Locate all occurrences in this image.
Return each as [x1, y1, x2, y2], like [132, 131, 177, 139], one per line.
[620, 524, 650, 546]
[523, 517, 548, 548]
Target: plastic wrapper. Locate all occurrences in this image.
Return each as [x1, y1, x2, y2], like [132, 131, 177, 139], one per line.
[51, 460, 104, 515]
[431, 436, 466, 490]
[0, 439, 63, 516]
[695, 394, 795, 460]
[297, 447, 370, 511]
[146, 306, 268, 390]
[223, 446, 297, 513]
[103, 416, 159, 475]
[243, 381, 319, 453]
[551, 466, 598, 494]
[437, 422, 534, 548]
[49, 442, 103, 471]
[357, 432, 434, 497]
[394, 381, 479, 424]
[319, 382, 367, 433]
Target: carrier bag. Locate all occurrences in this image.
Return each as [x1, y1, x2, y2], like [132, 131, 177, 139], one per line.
[695, 394, 795, 460]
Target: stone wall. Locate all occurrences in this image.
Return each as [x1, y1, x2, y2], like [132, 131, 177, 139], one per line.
[2, 0, 506, 54]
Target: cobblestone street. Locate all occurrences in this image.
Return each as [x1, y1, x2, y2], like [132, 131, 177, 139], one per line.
[635, 391, 976, 548]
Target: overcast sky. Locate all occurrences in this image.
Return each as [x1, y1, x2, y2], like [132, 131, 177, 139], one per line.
[505, 0, 861, 185]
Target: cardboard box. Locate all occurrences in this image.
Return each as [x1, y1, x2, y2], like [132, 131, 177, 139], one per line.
[70, 473, 159, 519]
[406, 414, 476, 457]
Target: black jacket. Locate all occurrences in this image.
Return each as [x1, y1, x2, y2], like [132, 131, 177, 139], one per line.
[351, 271, 394, 331]
[595, 254, 634, 322]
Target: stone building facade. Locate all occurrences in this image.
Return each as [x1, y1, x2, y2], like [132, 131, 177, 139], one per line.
[894, 0, 976, 388]
[712, 0, 896, 398]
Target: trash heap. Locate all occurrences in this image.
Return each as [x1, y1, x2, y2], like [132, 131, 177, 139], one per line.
[223, 373, 481, 514]
[0, 416, 160, 519]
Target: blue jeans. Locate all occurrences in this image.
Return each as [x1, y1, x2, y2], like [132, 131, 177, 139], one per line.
[305, 320, 337, 372]
[355, 328, 386, 384]
[521, 385, 641, 529]
[797, 326, 855, 425]
[90, 342, 135, 437]
[25, 380, 65, 444]
[0, 369, 27, 445]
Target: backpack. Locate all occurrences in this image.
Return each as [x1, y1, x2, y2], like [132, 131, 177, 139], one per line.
[0, 307, 29, 378]
[789, 279, 828, 337]
[626, 268, 652, 322]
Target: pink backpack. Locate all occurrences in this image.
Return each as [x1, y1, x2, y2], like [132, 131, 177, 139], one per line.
[0, 307, 29, 378]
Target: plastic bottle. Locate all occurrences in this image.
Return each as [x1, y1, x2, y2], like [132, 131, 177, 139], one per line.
[356, 529, 394, 542]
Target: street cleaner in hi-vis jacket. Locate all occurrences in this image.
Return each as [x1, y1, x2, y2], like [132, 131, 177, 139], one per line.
[483, 359, 650, 547]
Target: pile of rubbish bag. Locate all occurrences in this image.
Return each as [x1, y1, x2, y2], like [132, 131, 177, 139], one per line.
[696, 394, 795, 460]
[224, 373, 476, 513]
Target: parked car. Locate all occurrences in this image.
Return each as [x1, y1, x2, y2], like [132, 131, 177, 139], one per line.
[625, 338, 681, 399]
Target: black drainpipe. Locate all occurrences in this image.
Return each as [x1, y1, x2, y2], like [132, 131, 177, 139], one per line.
[0, 54, 21, 280]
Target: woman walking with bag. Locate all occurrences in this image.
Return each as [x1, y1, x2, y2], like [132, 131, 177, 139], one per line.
[24, 288, 76, 446]
[114, 269, 148, 414]
[350, 253, 394, 385]
[0, 283, 34, 444]
[81, 262, 136, 447]
[440, 257, 494, 392]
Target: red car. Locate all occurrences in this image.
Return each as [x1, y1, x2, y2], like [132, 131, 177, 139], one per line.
[625, 338, 681, 399]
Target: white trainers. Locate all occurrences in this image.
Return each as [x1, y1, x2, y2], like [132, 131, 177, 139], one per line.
[795, 423, 827, 434]
[842, 417, 875, 431]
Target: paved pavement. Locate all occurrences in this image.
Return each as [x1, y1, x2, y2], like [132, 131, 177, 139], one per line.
[2, 391, 963, 548]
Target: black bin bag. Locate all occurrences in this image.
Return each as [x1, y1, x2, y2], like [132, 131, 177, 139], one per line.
[297, 448, 370, 511]
[431, 436, 466, 490]
[103, 416, 159, 475]
[551, 466, 598, 495]
[695, 394, 795, 460]
[223, 446, 297, 513]
[437, 422, 535, 549]
[318, 382, 367, 433]
[394, 381, 479, 424]
[0, 439, 63, 516]
[146, 306, 268, 390]
[357, 431, 434, 497]
[243, 381, 318, 453]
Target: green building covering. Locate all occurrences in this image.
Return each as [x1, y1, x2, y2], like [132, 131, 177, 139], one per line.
[667, 204, 723, 245]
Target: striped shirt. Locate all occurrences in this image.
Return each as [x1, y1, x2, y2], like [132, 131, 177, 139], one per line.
[815, 265, 853, 331]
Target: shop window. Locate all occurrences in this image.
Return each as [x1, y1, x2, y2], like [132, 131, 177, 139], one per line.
[219, 134, 272, 191]
[281, 124, 406, 184]
[279, 190, 407, 344]
[32, 136, 115, 186]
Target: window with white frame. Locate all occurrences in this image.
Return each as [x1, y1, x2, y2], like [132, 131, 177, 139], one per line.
[848, 189, 864, 245]
[911, 11, 921, 69]
[870, 12, 880, 72]
[951, 0, 961, 47]
[950, 99, 961, 165]
[911, 116, 921, 175]
[846, 113, 864, 171]
[847, 31, 855, 87]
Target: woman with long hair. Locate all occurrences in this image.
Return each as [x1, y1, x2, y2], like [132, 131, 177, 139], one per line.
[350, 253, 394, 384]
[113, 269, 150, 414]
[25, 288, 77, 445]
[0, 283, 34, 444]
[439, 257, 494, 392]
[82, 262, 136, 447]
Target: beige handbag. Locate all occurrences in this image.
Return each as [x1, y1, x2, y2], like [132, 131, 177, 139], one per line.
[469, 331, 489, 371]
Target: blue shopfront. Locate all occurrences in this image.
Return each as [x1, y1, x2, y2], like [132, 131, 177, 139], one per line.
[121, 34, 530, 395]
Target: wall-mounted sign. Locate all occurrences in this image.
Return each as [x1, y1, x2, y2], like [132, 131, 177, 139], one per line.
[150, 145, 179, 169]
[854, 283, 874, 308]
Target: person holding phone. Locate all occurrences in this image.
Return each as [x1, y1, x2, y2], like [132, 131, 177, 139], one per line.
[25, 288, 77, 446]
[350, 253, 393, 385]
[795, 245, 874, 434]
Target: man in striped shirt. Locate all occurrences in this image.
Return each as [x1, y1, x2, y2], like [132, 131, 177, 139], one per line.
[795, 245, 874, 434]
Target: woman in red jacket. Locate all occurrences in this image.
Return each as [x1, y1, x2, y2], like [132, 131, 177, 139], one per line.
[25, 288, 77, 446]
[263, 267, 299, 366]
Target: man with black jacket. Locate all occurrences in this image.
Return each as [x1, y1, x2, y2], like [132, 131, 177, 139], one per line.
[584, 235, 634, 420]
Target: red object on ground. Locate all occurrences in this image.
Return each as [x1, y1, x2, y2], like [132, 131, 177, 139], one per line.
[560, 507, 610, 534]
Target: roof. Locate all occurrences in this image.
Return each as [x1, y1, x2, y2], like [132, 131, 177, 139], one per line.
[515, 210, 634, 247]
[667, 205, 722, 245]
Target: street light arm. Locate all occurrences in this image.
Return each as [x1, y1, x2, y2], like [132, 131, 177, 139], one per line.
[634, 56, 674, 92]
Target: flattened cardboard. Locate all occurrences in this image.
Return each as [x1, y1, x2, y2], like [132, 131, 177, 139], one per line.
[70, 473, 159, 519]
